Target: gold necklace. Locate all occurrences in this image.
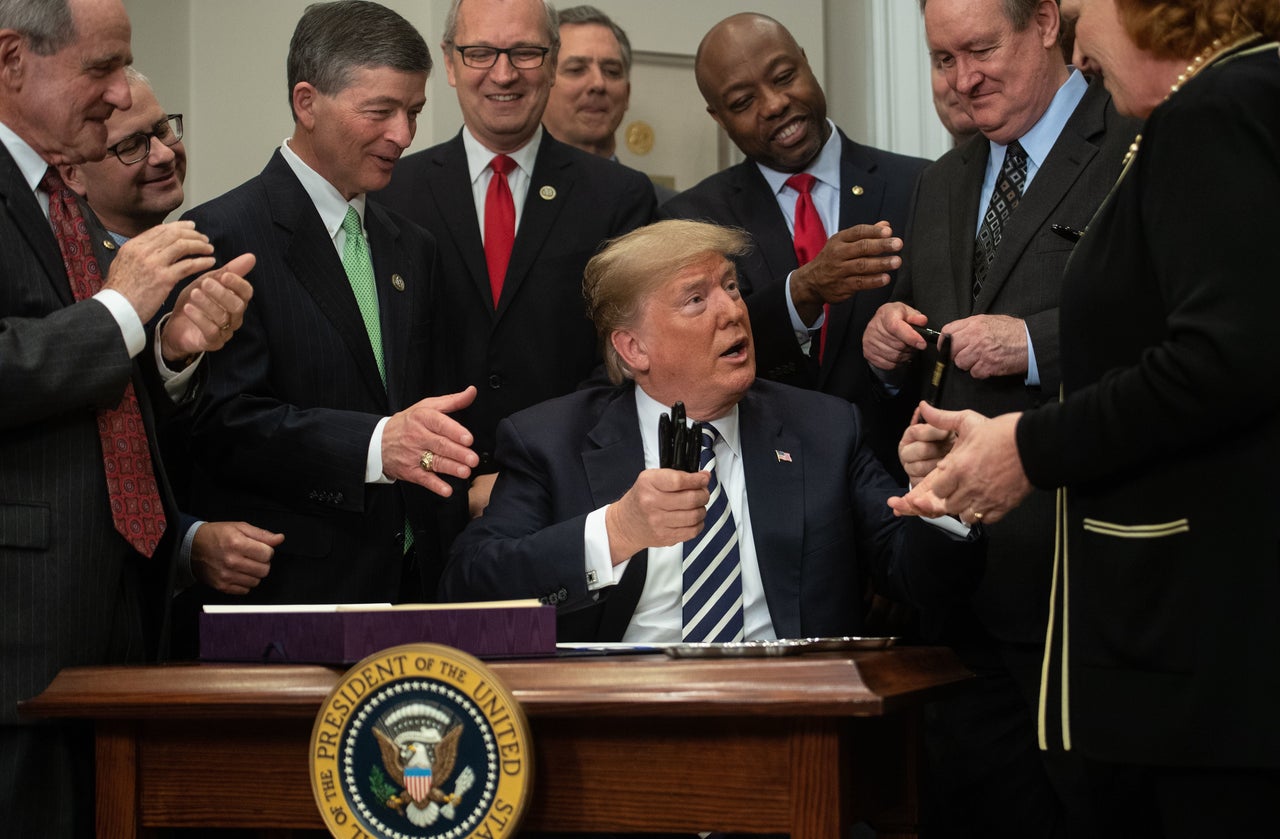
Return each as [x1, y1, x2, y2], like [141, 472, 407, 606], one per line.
[1121, 33, 1259, 167]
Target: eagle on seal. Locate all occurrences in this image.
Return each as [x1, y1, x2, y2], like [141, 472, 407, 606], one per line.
[374, 701, 475, 827]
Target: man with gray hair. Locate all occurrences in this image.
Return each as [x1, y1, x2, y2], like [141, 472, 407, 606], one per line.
[441, 219, 978, 655]
[376, 0, 655, 524]
[182, 0, 479, 607]
[0, 0, 255, 833]
[862, 0, 1140, 834]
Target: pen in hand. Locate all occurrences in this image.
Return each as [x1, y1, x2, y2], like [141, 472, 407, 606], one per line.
[658, 402, 701, 472]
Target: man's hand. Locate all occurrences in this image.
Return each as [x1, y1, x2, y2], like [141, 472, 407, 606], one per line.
[191, 521, 283, 595]
[160, 252, 256, 364]
[889, 404, 1031, 525]
[864, 301, 933, 371]
[103, 221, 216, 323]
[468, 472, 498, 519]
[898, 405, 954, 483]
[383, 386, 480, 497]
[789, 221, 903, 325]
[604, 468, 711, 565]
[946, 314, 1028, 379]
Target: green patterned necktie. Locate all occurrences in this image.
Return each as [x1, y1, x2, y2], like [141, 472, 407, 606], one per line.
[342, 205, 385, 383]
[341, 206, 413, 555]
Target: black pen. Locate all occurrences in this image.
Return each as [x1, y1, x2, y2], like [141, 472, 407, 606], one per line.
[910, 324, 943, 342]
[1051, 223, 1084, 243]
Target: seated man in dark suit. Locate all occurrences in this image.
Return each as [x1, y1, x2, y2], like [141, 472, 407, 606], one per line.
[441, 220, 976, 642]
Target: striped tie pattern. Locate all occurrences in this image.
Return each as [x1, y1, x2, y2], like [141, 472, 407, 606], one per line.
[681, 424, 745, 642]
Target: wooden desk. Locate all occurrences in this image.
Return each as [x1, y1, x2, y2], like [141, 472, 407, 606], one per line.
[23, 648, 969, 838]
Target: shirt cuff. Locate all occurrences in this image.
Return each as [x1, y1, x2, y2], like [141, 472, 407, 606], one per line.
[369, 416, 392, 483]
[784, 270, 825, 349]
[1024, 323, 1040, 387]
[584, 505, 622, 589]
[94, 288, 145, 357]
[175, 519, 203, 593]
[152, 312, 204, 400]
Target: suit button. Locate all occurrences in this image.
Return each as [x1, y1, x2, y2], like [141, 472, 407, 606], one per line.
[557, 587, 568, 602]
[487, 374, 502, 389]
[334, 492, 344, 504]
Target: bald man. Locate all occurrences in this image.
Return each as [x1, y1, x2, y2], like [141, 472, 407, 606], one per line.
[661, 13, 928, 485]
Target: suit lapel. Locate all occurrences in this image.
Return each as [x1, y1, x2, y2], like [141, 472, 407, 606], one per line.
[735, 164, 798, 296]
[367, 203, 413, 411]
[975, 80, 1107, 312]
[264, 153, 388, 408]
[428, 135, 492, 317]
[819, 134, 890, 384]
[738, 387, 805, 638]
[949, 135, 987, 316]
[581, 385, 649, 639]
[0, 144, 74, 306]
[495, 135, 573, 319]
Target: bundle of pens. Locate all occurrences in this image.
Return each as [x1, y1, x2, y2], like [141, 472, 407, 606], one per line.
[657, 401, 701, 472]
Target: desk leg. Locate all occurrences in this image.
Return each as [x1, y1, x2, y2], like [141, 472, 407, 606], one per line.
[95, 722, 149, 839]
[788, 719, 850, 839]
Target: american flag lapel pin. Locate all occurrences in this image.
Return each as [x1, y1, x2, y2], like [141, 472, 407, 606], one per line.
[775, 450, 793, 463]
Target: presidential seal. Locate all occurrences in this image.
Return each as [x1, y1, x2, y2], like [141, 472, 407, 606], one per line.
[310, 644, 533, 839]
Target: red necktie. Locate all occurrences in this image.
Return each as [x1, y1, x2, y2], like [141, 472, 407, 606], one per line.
[41, 168, 167, 558]
[484, 154, 516, 308]
[785, 173, 831, 363]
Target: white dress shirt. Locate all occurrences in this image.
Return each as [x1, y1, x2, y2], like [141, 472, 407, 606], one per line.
[582, 386, 778, 643]
[461, 126, 542, 239]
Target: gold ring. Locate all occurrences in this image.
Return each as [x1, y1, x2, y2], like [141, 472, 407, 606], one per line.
[219, 321, 231, 331]
[419, 450, 435, 472]
[972, 511, 985, 522]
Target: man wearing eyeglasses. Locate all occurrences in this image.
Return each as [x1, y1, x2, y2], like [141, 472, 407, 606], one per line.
[375, 0, 656, 525]
[61, 69, 185, 242]
[60, 68, 285, 623]
[0, 1, 255, 834]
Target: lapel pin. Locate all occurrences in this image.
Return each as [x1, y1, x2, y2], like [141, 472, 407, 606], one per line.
[391, 274, 406, 292]
[102, 238, 116, 250]
[775, 450, 793, 463]
[539, 185, 556, 201]
[851, 185, 865, 196]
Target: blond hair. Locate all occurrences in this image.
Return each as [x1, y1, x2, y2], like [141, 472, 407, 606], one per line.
[583, 220, 750, 383]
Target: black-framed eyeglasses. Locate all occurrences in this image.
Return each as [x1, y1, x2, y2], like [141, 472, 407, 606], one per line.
[107, 114, 184, 165]
[453, 45, 550, 70]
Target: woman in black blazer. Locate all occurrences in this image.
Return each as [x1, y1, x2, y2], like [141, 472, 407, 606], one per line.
[892, 1, 1280, 835]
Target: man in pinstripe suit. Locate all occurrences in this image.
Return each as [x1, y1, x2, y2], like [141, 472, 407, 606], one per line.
[0, 1, 255, 835]
[182, 1, 479, 609]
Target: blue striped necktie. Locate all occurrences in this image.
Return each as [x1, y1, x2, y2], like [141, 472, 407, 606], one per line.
[681, 424, 745, 642]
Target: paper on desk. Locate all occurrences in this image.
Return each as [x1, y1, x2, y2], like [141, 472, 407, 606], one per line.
[202, 599, 542, 614]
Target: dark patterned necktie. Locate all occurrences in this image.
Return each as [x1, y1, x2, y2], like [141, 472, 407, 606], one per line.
[681, 424, 745, 643]
[784, 172, 832, 363]
[972, 140, 1028, 301]
[41, 167, 166, 557]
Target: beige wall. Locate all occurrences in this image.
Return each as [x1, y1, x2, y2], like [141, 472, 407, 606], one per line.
[122, 0, 945, 210]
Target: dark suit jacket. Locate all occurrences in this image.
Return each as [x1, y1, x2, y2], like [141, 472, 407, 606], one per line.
[1018, 45, 1280, 767]
[0, 142, 180, 723]
[373, 131, 656, 470]
[440, 380, 978, 642]
[660, 129, 928, 478]
[892, 78, 1140, 645]
[181, 151, 454, 603]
